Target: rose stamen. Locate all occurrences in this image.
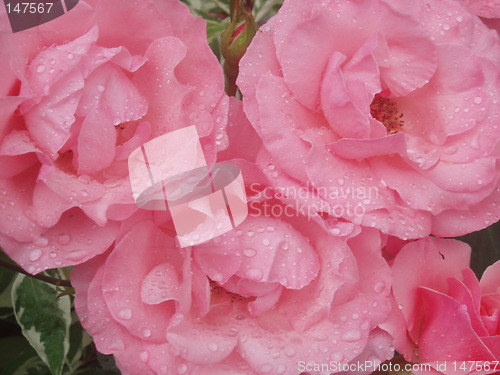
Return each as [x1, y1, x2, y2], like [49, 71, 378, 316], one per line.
[209, 279, 254, 303]
[370, 95, 404, 134]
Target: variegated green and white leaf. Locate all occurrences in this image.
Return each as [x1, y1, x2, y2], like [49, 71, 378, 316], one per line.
[11, 274, 71, 375]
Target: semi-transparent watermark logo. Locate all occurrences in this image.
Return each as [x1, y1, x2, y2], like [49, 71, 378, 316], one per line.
[249, 182, 379, 220]
[128, 126, 248, 247]
[3, 0, 79, 33]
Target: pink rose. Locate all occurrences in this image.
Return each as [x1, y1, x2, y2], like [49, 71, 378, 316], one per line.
[0, 0, 228, 272]
[237, 0, 500, 240]
[382, 237, 500, 373]
[72, 199, 394, 374]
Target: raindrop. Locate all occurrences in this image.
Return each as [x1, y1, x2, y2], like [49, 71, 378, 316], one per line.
[373, 281, 385, 293]
[118, 308, 133, 320]
[177, 363, 188, 374]
[276, 364, 287, 374]
[34, 237, 49, 247]
[208, 343, 218, 352]
[107, 338, 125, 351]
[29, 249, 43, 262]
[142, 328, 152, 338]
[139, 351, 149, 362]
[64, 250, 86, 261]
[260, 363, 273, 373]
[243, 249, 257, 257]
[474, 97, 483, 104]
[342, 329, 361, 342]
[58, 234, 71, 245]
[36, 65, 46, 73]
[246, 268, 263, 280]
[212, 273, 223, 282]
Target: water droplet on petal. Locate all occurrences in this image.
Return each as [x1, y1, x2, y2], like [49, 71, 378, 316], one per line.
[373, 281, 385, 293]
[37, 65, 46, 73]
[142, 328, 151, 338]
[208, 342, 218, 352]
[107, 338, 125, 351]
[29, 249, 43, 262]
[276, 364, 287, 374]
[139, 351, 149, 362]
[212, 273, 223, 282]
[118, 308, 133, 320]
[57, 234, 71, 245]
[260, 363, 273, 373]
[177, 363, 187, 374]
[34, 237, 49, 247]
[63, 250, 86, 261]
[243, 248, 257, 257]
[285, 347, 296, 357]
[342, 329, 361, 342]
[246, 268, 263, 280]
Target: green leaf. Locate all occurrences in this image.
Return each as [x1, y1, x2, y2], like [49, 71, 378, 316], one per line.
[207, 20, 227, 42]
[0, 337, 51, 375]
[0, 254, 17, 308]
[11, 274, 71, 375]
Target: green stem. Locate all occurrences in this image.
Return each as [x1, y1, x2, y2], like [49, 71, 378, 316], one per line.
[0, 257, 72, 288]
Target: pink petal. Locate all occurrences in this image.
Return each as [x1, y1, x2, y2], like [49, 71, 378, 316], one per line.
[193, 233, 242, 284]
[38, 164, 105, 205]
[0, 130, 39, 178]
[233, 216, 319, 290]
[76, 63, 147, 123]
[102, 221, 180, 343]
[132, 36, 191, 138]
[255, 73, 322, 182]
[76, 106, 116, 174]
[141, 263, 181, 305]
[480, 261, 500, 294]
[379, 296, 418, 362]
[247, 285, 282, 316]
[11, 208, 119, 272]
[166, 316, 238, 365]
[0, 168, 42, 243]
[217, 97, 262, 162]
[343, 328, 395, 375]
[432, 183, 500, 237]
[447, 276, 489, 336]
[418, 287, 496, 361]
[459, 0, 500, 18]
[238, 17, 282, 126]
[330, 133, 406, 159]
[391, 237, 471, 337]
